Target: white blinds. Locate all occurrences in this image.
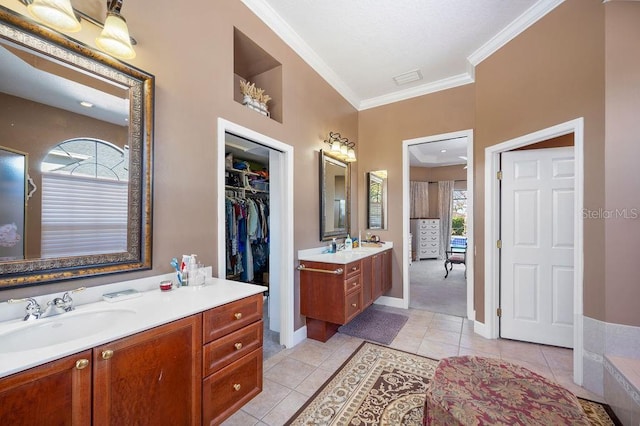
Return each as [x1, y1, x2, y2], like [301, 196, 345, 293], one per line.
[41, 173, 129, 257]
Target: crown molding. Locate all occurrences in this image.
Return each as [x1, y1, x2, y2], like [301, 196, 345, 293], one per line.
[240, 0, 360, 109]
[468, 0, 565, 66]
[358, 73, 474, 111]
[242, 0, 565, 111]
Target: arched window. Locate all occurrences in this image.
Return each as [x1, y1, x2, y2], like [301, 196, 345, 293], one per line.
[41, 139, 129, 258]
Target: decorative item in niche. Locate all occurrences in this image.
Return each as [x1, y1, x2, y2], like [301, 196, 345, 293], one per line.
[239, 80, 271, 117]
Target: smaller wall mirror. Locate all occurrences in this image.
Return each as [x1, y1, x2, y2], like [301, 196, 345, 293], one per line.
[367, 170, 388, 230]
[319, 150, 350, 240]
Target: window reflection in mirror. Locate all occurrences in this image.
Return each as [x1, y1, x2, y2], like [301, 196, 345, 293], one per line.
[319, 150, 350, 240]
[367, 170, 388, 230]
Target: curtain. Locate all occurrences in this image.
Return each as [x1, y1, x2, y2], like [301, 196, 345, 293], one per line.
[410, 181, 429, 218]
[438, 180, 454, 259]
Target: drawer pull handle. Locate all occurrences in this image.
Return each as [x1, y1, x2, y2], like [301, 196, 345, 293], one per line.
[101, 350, 114, 360]
[75, 359, 89, 370]
[351, 266, 357, 271]
[234, 312, 242, 320]
[234, 342, 243, 350]
[297, 265, 344, 275]
[352, 282, 357, 287]
[351, 303, 357, 308]
[233, 383, 241, 391]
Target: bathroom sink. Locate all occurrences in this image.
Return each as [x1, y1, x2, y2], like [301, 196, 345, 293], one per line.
[0, 308, 136, 353]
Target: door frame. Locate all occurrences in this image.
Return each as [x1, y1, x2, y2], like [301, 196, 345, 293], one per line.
[401, 129, 474, 320]
[483, 117, 584, 384]
[216, 118, 295, 348]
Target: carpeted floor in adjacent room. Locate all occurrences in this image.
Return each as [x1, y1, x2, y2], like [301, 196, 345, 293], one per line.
[409, 258, 466, 317]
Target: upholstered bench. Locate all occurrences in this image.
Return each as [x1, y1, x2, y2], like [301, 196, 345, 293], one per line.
[424, 356, 590, 425]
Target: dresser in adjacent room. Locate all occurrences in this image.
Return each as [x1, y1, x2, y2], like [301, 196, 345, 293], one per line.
[410, 218, 440, 260]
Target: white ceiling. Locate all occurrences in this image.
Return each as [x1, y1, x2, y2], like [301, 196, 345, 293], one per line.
[409, 137, 468, 167]
[242, 0, 564, 111]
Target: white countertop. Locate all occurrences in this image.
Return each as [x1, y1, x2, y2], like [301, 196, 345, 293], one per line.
[298, 242, 393, 264]
[0, 278, 266, 378]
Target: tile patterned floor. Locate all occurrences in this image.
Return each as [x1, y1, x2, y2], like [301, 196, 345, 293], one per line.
[223, 307, 604, 426]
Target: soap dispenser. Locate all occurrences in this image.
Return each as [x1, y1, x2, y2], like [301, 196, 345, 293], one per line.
[344, 234, 353, 251]
[331, 238, 337, 253]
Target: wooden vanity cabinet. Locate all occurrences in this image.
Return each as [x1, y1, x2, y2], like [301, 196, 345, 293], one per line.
[0, 350, 92, 426]
[382, 249, 392, 294]
[300, 260, 363, 342]
[93, 315, 202, 426]
[202, 294, 263, 425]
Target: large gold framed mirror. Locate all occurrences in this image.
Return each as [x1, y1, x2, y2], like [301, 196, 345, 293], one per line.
[319, 150, 350, 240]
[0, 6, 154, 288]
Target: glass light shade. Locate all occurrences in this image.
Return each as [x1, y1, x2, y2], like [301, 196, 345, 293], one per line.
[330, 141, 341, 153]
[347, 148, 356, 161]
[27, 0, 81, 32]
[340, 144, 348, 156]
[96, 13, 136, 59]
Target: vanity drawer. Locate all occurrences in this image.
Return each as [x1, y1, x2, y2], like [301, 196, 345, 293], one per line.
[202, 347, 263, 425]
[345, 260, 361, 278]
[345, 274, 361, 295]
[345, 290, 362, 323]
[203, 294, 263, 343]
[203, 320, 263, 376]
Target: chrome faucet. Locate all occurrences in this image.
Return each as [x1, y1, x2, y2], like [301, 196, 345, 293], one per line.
[7, 287, 85, 321]
[7, 297, 42, 321]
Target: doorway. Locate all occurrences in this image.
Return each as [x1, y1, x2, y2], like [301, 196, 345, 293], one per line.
[216, 118, 295, 349]
[484, 118, 584, 384]
[402, 129, 474, 320]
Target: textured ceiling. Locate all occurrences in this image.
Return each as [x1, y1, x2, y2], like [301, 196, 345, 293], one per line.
[242, 0, 564, 110]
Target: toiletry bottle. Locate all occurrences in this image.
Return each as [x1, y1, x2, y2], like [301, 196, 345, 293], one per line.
[345, 234, 353, 251]
[331, 238, 337, 253]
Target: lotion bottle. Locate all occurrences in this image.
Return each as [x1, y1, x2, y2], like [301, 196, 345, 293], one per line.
[331, 238, 337, 253]
[344, 234, 353, 251]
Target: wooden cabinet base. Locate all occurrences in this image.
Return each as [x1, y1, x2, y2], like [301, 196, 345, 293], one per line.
[306, 318, 339, 342]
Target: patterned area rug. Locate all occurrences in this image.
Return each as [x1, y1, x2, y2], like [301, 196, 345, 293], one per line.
[286, 342, 621, 426]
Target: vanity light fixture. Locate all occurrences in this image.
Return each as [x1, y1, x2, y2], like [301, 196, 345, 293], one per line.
[96, 0, 136, 60]
[26, 0, 81, 32]
[19, 0, 137, 60]
[324, 131, 356, 162]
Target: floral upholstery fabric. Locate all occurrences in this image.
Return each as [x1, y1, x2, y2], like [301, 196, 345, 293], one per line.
[424, 356, 590, 426]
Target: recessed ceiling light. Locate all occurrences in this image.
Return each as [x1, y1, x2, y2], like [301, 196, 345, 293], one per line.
[440, 149, 447, 153]
[79, 101, 94, 108]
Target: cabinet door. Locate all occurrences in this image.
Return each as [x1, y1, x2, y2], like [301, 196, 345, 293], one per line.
[300, 261, 346, 324]
[361, 255, 373, 307]
[372, 253, 383, 299]
[382, 249, 392, 293]
[93, 315, 202, 426]
[0, 350, 92, 426]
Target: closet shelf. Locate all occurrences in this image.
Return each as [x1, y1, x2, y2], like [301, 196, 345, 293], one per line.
[225, 185, 269, 194]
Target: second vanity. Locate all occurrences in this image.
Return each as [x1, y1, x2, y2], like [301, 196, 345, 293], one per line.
[298, 243, 393, 342]
[0, 276, 266, 425]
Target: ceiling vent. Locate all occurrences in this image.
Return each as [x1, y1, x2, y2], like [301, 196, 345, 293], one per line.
[393, 69, 423, 86]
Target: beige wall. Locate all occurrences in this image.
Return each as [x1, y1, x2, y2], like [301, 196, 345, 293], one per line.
[604, 1, 640, 326]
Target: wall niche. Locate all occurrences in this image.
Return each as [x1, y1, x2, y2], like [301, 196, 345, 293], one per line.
[233, 28, 283, 123]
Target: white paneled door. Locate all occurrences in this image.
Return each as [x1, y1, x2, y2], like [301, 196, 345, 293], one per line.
[500, 147, 575, 348]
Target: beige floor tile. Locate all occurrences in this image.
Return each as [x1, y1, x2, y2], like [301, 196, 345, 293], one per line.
[499, 357, 555, 381]
[407, 308, 436, 321]
[320, 332, 359, 351]
[433, 313, 464, 324]
[423, 328, 461, 346]
[317, 344, 358, 373]
[553, 372, 606, 403]
[395, 323, 428, 340]
[261, 391, 309, 426]
[286, 339, 336, 367]
[241, 378, 291, 420]
[500, 345, 548, 368]
[221, 409, 260, 426]
[263, 357, 316, 389]
[294, 367, 335, 397]
[263, 351, 287, 372]
[417, 339, 459, 360]
[461, 319, 475, 335]
[389, 335, 422, 353]
[429, 319, 463, 333]
[458, 335, 500, 355]
[458, 347, 502, 358]
[541, 346, 573, 374]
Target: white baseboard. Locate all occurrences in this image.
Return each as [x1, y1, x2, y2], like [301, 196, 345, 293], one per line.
[289, 325, 307, 348]
[474, 320, 492, 339]
[374, 296, 406, 309]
